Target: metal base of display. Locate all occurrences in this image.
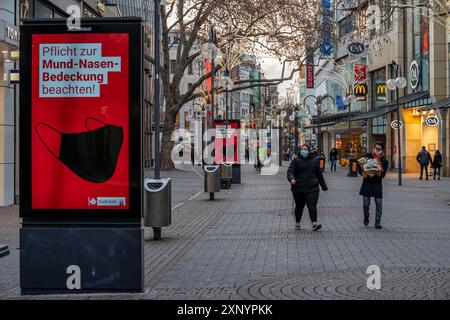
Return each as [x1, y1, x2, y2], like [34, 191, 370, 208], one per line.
[231, 164, 241, 184]
[20, 226, 144, 295]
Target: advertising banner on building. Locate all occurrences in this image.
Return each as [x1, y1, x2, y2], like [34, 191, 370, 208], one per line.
[20, 19, 142, 221]
[306, 48, 314, 89]
[354, 64, 367, 83]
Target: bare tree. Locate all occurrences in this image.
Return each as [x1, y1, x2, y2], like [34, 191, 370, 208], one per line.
[155, 0, 325, 170]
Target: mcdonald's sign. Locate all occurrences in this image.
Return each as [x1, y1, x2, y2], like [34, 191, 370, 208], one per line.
[376, 84, 387, 101]
[354, 83, 367, 101]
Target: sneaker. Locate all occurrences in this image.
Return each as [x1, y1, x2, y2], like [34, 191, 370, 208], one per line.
[433, 177, 436, 180]
[295, 222, 301, 229]
[312, 224, 322, 231]
[438, 177, 440, 180]
[375, 221, 382, 229]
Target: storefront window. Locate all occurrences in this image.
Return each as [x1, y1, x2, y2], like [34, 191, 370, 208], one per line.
[372, 115, 386, 135]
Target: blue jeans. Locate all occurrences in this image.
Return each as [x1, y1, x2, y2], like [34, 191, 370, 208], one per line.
[330, 159, 337, 172]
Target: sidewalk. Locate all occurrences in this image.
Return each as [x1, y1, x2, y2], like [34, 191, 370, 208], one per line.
[1, 163, 449, 299]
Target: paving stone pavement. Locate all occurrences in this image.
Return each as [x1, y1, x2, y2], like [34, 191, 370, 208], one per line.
[1, 163, 450, 300]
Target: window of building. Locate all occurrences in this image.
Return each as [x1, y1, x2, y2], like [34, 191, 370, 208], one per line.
[170, 60, 176, 74]
[339, 15, 354, 38]
[371, 68, 386, 108]
[372, 115, 387, 135]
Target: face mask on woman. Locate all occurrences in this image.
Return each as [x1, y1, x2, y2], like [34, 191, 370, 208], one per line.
[299, 149, 309, 158]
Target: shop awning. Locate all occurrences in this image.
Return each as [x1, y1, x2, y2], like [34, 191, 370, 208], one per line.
[304, 122, 336, 129]
[349, 105, 398, 121]
[375, 91, 430, 109]
[310, 111, 361, 125]
[418, 97, 450, 112]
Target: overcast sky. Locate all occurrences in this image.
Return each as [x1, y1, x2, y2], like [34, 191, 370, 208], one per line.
[260, 57, 299, 99]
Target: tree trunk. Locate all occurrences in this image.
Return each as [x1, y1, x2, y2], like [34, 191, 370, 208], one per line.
[160, 108, 176, 170]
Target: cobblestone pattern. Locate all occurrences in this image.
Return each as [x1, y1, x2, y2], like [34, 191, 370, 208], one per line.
[237, 267, 450, 300]
[2, 165, 450, 300]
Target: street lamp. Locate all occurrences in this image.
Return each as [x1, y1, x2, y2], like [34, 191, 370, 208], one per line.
[387, 64, 407, 186]
[201, 26, 223, 126]
[342, 93, 357, 158]
[304, 94, 336, 153]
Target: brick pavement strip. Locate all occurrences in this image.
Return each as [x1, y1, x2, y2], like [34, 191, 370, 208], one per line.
[1, 164, 450, 300]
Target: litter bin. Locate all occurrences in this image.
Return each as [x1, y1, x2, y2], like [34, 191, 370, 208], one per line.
[204, 165, 221, 200]
[144, 178, 172, 240]
[220, 163, 233, 189]
[318, 156, 326, 173]
[348, 157, 359, 177]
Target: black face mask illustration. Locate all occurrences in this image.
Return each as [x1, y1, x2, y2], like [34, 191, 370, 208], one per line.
[36, 118, 123, 183]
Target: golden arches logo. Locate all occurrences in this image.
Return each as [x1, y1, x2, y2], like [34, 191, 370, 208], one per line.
[354, 84, 367, 95]
[376, 84, 386, 94]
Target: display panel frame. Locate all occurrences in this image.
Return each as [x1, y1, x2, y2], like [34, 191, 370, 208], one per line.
[19, 18, 142, 223]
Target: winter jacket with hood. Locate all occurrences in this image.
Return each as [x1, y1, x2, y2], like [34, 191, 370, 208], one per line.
[287, 153, 328, 194]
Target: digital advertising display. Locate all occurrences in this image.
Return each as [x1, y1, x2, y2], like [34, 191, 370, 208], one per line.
[214, 120, 240, 164]
[20, 19, 142, 220]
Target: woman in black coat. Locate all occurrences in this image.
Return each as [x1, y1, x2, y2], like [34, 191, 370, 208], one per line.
[432, 150, 443, 180]
[287, 144, 328, 231]
[358, 142, 389, 229]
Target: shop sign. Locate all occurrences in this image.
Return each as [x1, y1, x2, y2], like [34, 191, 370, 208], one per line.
[347, 42, 365, 56]
[354, 83, 367, 101]
[391, 120, 403, 129]
[376, 83, 386, 101]
[320, 0, 334, 57]
[306, 48, 314, 89]
[425, 115, 439, 127]
[410, 60, 420, 90]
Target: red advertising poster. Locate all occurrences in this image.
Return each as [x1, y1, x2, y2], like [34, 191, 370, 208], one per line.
[31, 33, 129, 210]
[214, 121, 239, 164]
[354, 64, 367, 83]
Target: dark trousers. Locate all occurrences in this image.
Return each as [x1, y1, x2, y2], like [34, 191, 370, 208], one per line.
[420, 164, 429, 179]
[330, 159, 337, 172]
[434, 167, 441, 178]
[363, 196, 382, 222]
[292, 191, 319, 223]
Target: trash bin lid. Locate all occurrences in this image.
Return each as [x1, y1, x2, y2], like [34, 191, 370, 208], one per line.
[144, 178, 171, 192]
[204, 165, 220, 173]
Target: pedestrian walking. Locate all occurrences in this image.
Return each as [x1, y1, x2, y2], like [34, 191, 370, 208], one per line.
[358, 142, 388, 229]
[416, 146, 432, 180]
[287, 144, 328, 231]
[432, 149, 443, 180]
[329, 147, 338, 172]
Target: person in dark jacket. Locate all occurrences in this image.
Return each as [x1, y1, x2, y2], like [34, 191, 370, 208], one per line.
[416, 146, 432, 180]
[329, 148, 338, 172]
[358, 142, 389, 229]
[287, 144, 328, 231]
[432, 150, 443, 180]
